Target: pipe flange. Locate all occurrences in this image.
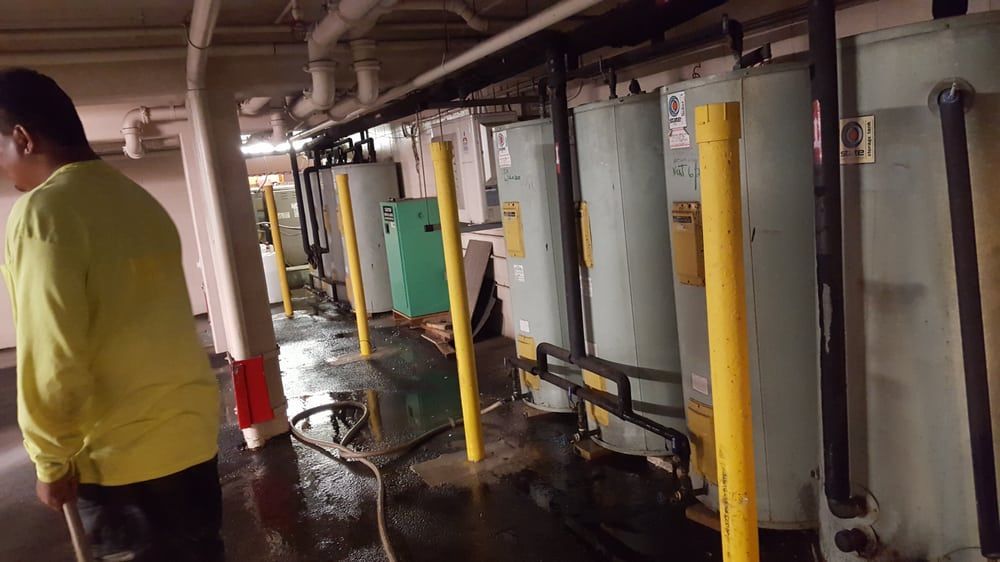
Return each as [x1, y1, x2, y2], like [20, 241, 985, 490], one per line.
[928, 77, 975, 114]
[304, 60, 337, 73]
[352, 59, 381, 72]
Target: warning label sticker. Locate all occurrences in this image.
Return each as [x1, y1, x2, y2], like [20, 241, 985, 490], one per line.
[513, 264, 525, 283]
[839, 115, 875, 164]
[519, 319, 530, 334]
[691, 372, 710, 395]
[496, 130, 511, 168]
[668, 129, 691, 150]
[666, 91, 687, 130]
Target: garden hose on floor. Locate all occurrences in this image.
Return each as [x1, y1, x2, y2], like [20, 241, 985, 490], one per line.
[290, 399, 505, 562]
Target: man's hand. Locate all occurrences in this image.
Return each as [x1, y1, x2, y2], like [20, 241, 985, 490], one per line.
[36, 472, 77, 511]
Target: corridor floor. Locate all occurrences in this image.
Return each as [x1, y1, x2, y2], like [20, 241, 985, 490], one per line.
[0, 293, 818, 561]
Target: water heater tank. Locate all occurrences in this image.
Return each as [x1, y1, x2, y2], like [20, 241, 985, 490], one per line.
[661, 63, 820, 529]
[822, 13, 1000, 561]
[317, 162, 399, 314]
[573, 93, 687, 456]
[494, 118, 579, 412]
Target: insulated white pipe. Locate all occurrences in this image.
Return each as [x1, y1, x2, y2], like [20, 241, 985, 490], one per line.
[241, 96, 273, 115]
[399, 0, 490, 32]
[186, 0, 223, 90]
[185, 0, 251, 359]
[351, 40, 380, 106]
[269, 110, 288, 145]
[120, 105, 188, 159]
[304, 0, 385, 110]
[292, 0, 603, 139]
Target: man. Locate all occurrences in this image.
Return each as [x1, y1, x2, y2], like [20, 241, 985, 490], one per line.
[0, 68, 223, 561]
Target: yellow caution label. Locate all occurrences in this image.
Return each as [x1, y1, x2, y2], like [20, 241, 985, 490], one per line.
[502, 201, 525, 258]
[515, 334, 540, 390]
[671, 201, 705, 286]
[577, 201, 594, 268]
[582, 370, 610, 426]
[686, 399, 718, 484]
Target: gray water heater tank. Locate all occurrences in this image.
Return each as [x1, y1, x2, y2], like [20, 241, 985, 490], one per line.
[661, 63, 820, 529]
[573, 93, 687, 456]
[493, 118, 580, 412]
[821, 13, 1000, 561]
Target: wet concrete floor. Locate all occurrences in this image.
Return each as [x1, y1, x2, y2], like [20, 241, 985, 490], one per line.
[1, 292, 819, 561]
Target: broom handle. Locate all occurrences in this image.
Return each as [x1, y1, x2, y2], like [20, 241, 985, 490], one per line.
[62, 500, 94, 562]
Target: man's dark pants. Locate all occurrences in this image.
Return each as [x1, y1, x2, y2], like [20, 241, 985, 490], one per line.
[77, 457, 224, 562]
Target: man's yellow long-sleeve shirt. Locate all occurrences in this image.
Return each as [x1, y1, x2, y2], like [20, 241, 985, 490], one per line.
[3, 160, 219, 486]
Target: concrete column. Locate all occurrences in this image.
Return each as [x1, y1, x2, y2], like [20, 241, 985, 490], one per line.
[182, 88, 288, 447]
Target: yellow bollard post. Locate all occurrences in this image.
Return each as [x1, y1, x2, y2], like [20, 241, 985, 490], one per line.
[695, 102, 759, 562]
[430, 141, 485, 463]
[263, 184, 294, 318]
[335, 173, 373, 356]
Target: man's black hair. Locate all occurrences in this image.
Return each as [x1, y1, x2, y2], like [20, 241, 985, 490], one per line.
[0, 68, 89, 147]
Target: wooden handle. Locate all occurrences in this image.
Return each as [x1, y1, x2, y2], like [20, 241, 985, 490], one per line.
[62, 501, 95, 562]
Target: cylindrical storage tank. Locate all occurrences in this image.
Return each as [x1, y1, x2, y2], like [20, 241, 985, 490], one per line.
[574, 93, 686, 456]
[308, 168, 346, 299]
[494, 118, 579, 413]
[661, 63, 820, 529]
[821, 14, 1000, 561]
[317, 162, 398, 314]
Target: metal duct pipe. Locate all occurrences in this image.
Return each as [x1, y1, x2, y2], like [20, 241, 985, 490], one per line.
[937, 86, 1000, 560]
[808, 0, 865, 521]
[547, 47, 585, 360]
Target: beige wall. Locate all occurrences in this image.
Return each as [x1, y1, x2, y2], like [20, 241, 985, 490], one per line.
[0, 149, 205, 349]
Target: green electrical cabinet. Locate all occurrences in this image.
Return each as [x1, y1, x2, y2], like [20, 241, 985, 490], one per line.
[381, 198, 450, 318]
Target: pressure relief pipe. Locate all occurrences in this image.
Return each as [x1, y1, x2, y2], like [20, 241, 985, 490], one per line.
[938, 85, 1000, 559]
[808, 0, 865, 520]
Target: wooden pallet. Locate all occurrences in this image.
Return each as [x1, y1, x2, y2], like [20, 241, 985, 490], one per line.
[392, 310, 450, 328]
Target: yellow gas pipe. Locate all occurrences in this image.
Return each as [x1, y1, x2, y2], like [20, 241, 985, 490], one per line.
[335, 173, 373, 356]
[696, 102, 759, 562]
[430, 141, 485, 462]
[262, 184, 294, 318]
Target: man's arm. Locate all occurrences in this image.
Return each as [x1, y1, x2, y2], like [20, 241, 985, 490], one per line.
[11, 221, 91, 488]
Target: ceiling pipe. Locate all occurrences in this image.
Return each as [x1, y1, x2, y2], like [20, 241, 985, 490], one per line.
[351, 40, 381, 105]
[397, 0, 491, 32]
[241, 96, 274, 115]
[120, 105, 188, 159]
[0, 25, 294, 42]
[293, 0, 605, 139]
[270, 110, 288, 145]
[303, 0, 389, 111]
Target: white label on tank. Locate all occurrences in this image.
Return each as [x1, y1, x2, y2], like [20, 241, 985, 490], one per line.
[496, 131, 512, 169]
[691, 372, 710, 396]
[277, 212, 291, 219]
[290, 203, 300, 217]
[667, 91, 687, 130]
[513, 264, 525, 282]
[668, 129, 691, 150]
[519, 319, 530, 334]
[839, 115, 875, 164]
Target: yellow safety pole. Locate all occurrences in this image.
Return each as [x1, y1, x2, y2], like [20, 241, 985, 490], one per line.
[335, 173, 373, 356]
[263, 184, 294, 318]
[696, 102, 758, 562]
[430, 141, 485, 462]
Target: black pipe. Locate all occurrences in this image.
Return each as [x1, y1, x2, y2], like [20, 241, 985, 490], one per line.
[547, 46, 586, 361]
[428, 96, 540, 109]
[288, 148, 313, 263]
[938, 87, 1000, 559]
[301, 166, 326, 280]
[809, 0, 865, 520]
[365, 137, 376, 163]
